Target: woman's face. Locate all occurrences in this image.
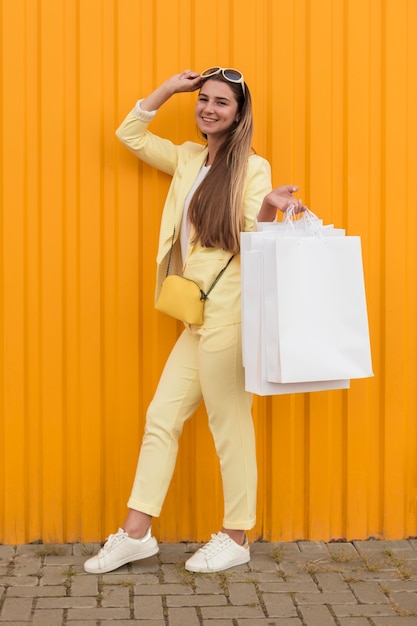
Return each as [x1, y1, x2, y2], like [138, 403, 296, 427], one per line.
[195, 79, 240, 140]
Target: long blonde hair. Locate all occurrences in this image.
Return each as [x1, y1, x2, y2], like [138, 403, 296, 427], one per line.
[188, 75, 253, 254]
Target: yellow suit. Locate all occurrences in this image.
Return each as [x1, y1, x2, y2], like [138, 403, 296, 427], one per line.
[116, 108, 272, 327]
[116, 104, 272, 530]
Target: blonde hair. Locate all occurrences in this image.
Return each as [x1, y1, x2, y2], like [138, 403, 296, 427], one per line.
[188, 75, 253, 254]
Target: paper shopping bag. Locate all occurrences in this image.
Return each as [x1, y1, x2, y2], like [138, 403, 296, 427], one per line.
[266, 235, 373, 383]
[263, 229, 345, 383]
[241, 236, 350, 396]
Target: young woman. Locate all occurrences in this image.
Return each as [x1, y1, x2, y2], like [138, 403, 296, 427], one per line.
[84, 67, 302, 575]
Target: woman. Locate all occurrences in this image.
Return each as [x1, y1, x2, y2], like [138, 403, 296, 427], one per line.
[84, 67, 302, 575]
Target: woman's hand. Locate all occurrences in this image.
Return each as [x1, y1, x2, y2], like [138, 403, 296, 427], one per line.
[168, 70, 202, 93]
[258, 185, 305, 222]
[140, 70, 202, 112]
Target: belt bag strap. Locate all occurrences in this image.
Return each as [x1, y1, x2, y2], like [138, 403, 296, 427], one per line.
[165, 226, 234, 299]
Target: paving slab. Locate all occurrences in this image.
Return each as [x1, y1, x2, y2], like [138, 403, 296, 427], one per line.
[1, 539, 417, 624]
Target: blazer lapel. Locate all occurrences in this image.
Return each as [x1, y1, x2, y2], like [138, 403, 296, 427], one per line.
[157, 145, 208, 266]
[174, 148, 208, 229]
[175, 148, 208, 265]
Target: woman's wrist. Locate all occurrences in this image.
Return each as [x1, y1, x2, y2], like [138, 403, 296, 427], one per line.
[257, 199, 277, 222]
[140, 82, 176, 112]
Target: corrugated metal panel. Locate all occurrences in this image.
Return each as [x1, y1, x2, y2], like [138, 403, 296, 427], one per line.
[1, 0, 416, 544]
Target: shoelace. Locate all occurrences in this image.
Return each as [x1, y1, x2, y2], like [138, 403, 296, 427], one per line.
[199, 532, 231, 556]
[98, 529, 127, 555]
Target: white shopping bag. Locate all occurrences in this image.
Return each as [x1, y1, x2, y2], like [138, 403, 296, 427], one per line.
[261, 224, 346, 383]
[266, 234, 373, 383]
[241, 237, 350, 396]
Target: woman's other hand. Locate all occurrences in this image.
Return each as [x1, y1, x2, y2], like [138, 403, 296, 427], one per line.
[258, 185, 305, 222]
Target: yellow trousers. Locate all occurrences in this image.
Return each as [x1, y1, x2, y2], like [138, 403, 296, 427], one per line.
[128, 323, 257, 530]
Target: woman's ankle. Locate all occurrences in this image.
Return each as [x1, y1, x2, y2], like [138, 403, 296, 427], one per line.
[222, 528, 246, 545]
[123, 509, 153, 539]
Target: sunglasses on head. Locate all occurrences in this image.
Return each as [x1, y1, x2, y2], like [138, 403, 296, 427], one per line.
[200, 66, 245, 95]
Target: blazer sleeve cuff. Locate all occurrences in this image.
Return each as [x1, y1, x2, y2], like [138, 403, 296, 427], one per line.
[131, 99, 158, 122]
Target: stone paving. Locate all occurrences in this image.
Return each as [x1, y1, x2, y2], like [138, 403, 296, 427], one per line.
[1, 538, 417, 625]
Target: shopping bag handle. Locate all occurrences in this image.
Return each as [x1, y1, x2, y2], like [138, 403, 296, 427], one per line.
[283, 206, 325, 239]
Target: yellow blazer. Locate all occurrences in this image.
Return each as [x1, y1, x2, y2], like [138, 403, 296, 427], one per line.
[116, 108, 272, 327]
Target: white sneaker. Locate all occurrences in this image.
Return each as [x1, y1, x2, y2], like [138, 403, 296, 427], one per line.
[83, 527, 159, 574]
[185, 531, 250, 573]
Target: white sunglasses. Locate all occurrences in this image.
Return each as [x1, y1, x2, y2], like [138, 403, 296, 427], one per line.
[200, 66, 245, 95]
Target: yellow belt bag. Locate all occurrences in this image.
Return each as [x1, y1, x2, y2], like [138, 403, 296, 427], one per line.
[155, 227, 234, 325]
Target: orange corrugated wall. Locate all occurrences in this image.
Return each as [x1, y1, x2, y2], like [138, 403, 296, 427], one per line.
[1, 0, 416, 544]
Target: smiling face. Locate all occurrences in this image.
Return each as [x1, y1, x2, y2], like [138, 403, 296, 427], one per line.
[195, 79, 240, 141]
